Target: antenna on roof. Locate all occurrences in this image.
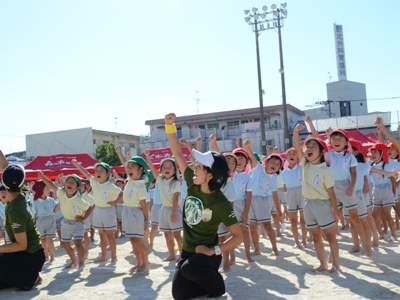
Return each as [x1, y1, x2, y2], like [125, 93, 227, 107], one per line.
[194, 90, 200, 114]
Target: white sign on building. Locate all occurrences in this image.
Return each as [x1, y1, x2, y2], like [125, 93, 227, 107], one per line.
[334, 24, 347, 81]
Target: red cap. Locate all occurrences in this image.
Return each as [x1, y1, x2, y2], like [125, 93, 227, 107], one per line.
[370, 143, 389, 164]
[350, 139, 363, 153]
[305, 136, 329, 153]
[387, 142, 398, 151]
[32, 180, 44, 200]
[264, 153, 283, 165]
[223, 152, 238, 163]
[232, 148, 249, 159]
[285, 147, 296, 156]
[330, 128, 349, 140]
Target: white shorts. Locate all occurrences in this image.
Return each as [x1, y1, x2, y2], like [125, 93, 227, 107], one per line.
[151, 204, 162, 226]
[116, 204, 123, 221]
[159, 206, 183, 232]
[217, 222, 230, 237]
[56, 216, 63, 231]
[363, 192, 372, 209]
[303, 199, 335, 230]
[249, 195, 273, 223]
[233, 200, 250, 228]
[344, 190, 367, 219]
[277, 188, 287, 205]
[0, 217, 4, 232]
[286, 186, 304, 212]
[373, 183, 396, 208]
[92, 206, 117, 231]
[61, 219, 84, 242]
[122, 206, 145, 238]
[36, 215, 56, 238]
[335, 180, 358, 211]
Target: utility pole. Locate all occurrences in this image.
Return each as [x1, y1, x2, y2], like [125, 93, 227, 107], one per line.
[194, 91, 200, 114]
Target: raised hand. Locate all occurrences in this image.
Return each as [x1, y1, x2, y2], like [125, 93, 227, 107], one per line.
[179, 138, 189, 145]
[243, 140, 251, 148]
[38, 171, 45, 180]
[374, 116, 384, 127]
[195, 136, 202, 143]
[143, 149, 150, 157]
[209, 134, 217, 143]
[294, 124, 305, 132]
[165, 113, 176, 125]
[115, 145, 122, 153]
[305, 115, 312, 124]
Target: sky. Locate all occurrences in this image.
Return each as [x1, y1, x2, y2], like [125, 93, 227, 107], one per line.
[1, 0, 400, 154]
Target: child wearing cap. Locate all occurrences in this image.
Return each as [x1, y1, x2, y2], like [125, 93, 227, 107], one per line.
[72, 160, 122, 263]
[281, 147, 307, 249]
[231, 147, 253, 264]
[293, 124, 340, 273]
[38, 172, 92, 268]
[120, 155, 151, 272]
[371, 117, 400, 241]
[114, 178, 126, 238]
[306, 116, 371, 257]
[165, 113, 243, 300]
[144, 149, 182, 262]
[243, 139, 282, 257]
[79, 179, 95, 255]
[0, 156, 45, 291]
[31, 180, 60, 262]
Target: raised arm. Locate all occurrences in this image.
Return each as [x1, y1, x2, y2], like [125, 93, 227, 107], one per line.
[38, 171, 58, 192]
[209, 134, 220, 153]
[266, 145, 271, 156]
[165, 113, 188, 174]
[293, 124, 305, 161]
[235, 138, 241, 148]
[0, 150, 8, 172]
[305, 116, 319, 139]
[115, 145, 127, 165]
[243, 140, 258, 168]
[143, 149, 159, 180]
[195, 136, 202, 152]
[179, 138, 194, 155]
[71, 159, 92, 180]
[375, 117, 400, 152]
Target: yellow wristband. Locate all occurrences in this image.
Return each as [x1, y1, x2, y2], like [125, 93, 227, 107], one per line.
[165, 123, 177, 134]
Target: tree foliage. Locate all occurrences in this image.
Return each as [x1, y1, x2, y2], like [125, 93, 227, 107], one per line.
[95, 142, 121, 166]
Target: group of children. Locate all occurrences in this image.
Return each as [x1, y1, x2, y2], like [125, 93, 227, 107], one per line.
[1, 115, 399, 276]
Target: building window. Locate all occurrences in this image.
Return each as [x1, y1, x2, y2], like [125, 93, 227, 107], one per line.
[241, 120, 249, 124]
[93, 139, 96, 144]
[129, 143, 135, 148]
[267, 139, 275, 147]
[207, 123, 219, 129]
[227, 121, 239, 127]
[198, 125, 206, 130]
[103, 140, 109, 144]
[340, 101, 351, 117]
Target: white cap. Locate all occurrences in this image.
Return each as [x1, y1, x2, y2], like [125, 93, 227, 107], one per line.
[192, 149, 215, 168]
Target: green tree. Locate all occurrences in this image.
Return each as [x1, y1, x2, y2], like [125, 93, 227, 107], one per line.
[95, 142, 121, 166]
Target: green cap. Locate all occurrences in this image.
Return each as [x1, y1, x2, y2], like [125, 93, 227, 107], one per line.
[64, 174, 82, 187]
[253, 152, 261, 163]
[94, 162, 111, 173]
[127, 156, 148, 170]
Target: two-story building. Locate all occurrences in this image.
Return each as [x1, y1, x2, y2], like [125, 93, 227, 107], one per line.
[141, 104, 305, 154]
[26, 127, 141, 158]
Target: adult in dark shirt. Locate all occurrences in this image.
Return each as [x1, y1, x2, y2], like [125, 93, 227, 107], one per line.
[0, 150, 45, 291]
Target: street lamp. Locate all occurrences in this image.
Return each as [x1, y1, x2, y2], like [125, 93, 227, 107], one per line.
[244, 3, 290, 151]
[244, 7, 268, 155]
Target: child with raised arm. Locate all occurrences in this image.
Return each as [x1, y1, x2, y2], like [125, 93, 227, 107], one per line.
[306, 116, 371, 257]
[293, 124, 340, 272]
[31, 180, 60, 262]
[371, 117, 400, 241]
[243, 139, 282, 257]
[38, 172, 91, 268]
[281, 147, 307, 248]
[72, 160, 122, 263]
[144, 149, 182, 262]
[166, 113, 243, 300]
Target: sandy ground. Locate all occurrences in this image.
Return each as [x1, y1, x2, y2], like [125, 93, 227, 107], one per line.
[2, 220, 400, 300]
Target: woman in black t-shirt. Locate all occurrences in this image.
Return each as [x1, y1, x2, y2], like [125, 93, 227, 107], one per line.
[0, 151, 45, 291]
[165, 113, 243, 300]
